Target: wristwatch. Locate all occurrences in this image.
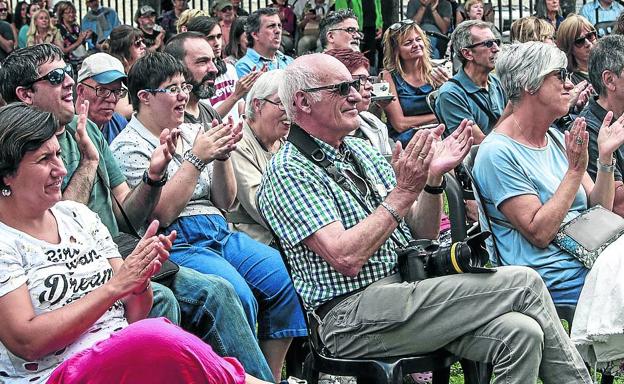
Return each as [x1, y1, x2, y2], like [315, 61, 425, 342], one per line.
[183, 150, 208, 172]
[424, 176, 447, 195]
[142, 170, 168, 187]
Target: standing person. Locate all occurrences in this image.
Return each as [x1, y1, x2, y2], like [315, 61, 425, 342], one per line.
[111, 50, 307, 382]
[18, 3, 40, 48]
[535, 0, 564, 30]
[26, 8, 62, 48]
[406, 0, 452, 59]
[557, 15, 597, 85]
[160, 0, 188, 41]
[0, 43, 277, 382]
[232, 0, 249, 17]
[135, 5, 165, 52]
[176, 8, 208, 33]
[296, 0, 329, 55]
[379, 20, 439, 146]
[270, 0, 296, 56]
[235, 8, 294, 78]
[56, 1, 91, 72]
[257, 52, 592, 384]
[334, 0, 383, 69]
[80, 0, 120, 50]
[214, 0, 236, 47]
[224, 16, 248, 65]
[435, 20, 507, 142]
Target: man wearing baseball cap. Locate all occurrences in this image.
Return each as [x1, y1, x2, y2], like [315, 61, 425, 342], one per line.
[135, 5, 165, 52]
[76, 53, 129, 143]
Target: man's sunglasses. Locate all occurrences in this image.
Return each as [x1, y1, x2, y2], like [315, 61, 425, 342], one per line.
[574, 31, 597, 47]
[464, 38, 501, 49]
[302, 79, 360, 97]
[26, 64, 73, 86]
[0, 8, 8, 12]
[389, 19, 415, 31]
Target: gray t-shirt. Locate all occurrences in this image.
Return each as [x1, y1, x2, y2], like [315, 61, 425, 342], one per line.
[406, 0, 452, 33]
[0, 20, 14, 60]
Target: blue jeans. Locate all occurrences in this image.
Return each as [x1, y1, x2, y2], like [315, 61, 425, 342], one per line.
[166, 214, 307, 340]
[150, 266, 274, 381]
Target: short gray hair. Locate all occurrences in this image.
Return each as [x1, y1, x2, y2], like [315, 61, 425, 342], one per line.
[245, 69, 284, 121]
[496, 41, 566, 104]
[451, 20, 492, 65]
[589, 35, 624, 97]
[278, 54, 325, 124]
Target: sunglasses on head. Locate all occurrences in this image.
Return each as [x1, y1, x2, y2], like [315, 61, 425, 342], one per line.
[302, 79, 361, 97]
[389, 19, 415, 31]
[464, 38, 501, 49]
[26, 64, 73, 86]
[574, 30, 597, 47]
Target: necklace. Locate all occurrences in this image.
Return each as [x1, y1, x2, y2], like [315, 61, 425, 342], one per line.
[512, 114, 547, 148]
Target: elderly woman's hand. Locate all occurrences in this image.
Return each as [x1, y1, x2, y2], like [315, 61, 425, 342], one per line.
[431, 65, 450, 88]
[597, 111, 624, 162]
[429, 119, 474, 177]
[392, 129, 435, 196]
[193, 117, 241, 162]
[564, 117, 589, 173]
[109, 220, 176, 297]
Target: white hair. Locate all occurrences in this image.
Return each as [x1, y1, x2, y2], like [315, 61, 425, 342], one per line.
[245, 69, 284, 121]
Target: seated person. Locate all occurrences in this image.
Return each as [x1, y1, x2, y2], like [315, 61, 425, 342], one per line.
[258, 52, 592, 383]
[379, 21, 438, 146]
[296, 0, 329, 55]
[473, 41, 624, 305]
[510, 16, 556, 44]
[579, 0, 624, 36]
[556, 15, 597, 85]
[0, 103, 271, 384]
[579, 35, 624, 217]
[110, 51, 306, 382]
[229, 70, 289, 245]
[406, 0, 452, 58]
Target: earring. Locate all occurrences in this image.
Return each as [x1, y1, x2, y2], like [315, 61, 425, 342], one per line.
[1, 187, 10, 197]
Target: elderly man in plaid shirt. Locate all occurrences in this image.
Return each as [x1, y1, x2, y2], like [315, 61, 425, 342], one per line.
[257, 53, 592, 384]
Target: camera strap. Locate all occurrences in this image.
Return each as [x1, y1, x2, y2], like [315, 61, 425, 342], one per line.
[287, 124, 408, 248]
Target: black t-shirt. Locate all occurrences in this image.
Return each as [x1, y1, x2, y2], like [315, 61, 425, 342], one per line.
[141, 28, 160, 49]
[184, 101, 222, 126]
[361, 0, 376, 28]
[0, 20, 14, 60]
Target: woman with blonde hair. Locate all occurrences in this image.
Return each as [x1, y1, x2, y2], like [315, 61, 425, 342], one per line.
[557, 14, 596, 85]
[26, 8, 61, 48]
[379, 19, 438, 146]
[510, 16, 555, 44]
[176, 8, 207, 33]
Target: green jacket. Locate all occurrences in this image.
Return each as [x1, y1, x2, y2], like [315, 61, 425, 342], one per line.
[334, 0, 383, 30]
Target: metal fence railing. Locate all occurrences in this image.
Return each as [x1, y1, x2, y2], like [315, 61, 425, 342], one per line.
[5, 0, 593, 36]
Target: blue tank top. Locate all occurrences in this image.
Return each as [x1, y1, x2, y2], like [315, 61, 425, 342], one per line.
[389, 71, 433, 134]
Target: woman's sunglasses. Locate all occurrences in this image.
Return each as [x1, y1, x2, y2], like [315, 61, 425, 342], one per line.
[302, 79, 361, 97]
[574, 31, 597, 47]
[133, 38, 145, 48]
[389, 19, 415, 31]
[26, 64, 73, 86]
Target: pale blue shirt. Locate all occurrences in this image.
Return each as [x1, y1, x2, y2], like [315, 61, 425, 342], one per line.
[473, 129, 589, 305]
[235, 48, 293, 78]
[580, 0, 624, 35]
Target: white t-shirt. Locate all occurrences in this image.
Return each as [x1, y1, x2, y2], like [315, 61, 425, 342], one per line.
[207, 62, 243, 124]
[0, 201, 127, 383]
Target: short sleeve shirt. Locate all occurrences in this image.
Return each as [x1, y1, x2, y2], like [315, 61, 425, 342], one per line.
[406, 0, 452, 33]
[0, 201, 127, 384]
[472, 130, 589, 305]
[0, 20, 14, 60]
[60, 116, 126, 236]
[257, 135, 412, 310]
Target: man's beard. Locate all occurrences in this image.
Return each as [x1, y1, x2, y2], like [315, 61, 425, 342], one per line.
[191, 74, 216, 99]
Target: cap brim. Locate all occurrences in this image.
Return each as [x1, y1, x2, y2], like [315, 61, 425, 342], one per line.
[91, 70, 127, 84]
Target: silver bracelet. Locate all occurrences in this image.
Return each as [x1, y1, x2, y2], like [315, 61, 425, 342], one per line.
[380, 201, 402, 223]
[597, 157, 615, 173]
[183, 150, 207, 172]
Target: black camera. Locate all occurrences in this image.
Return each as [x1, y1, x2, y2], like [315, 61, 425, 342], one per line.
[396, 231, 495, 282]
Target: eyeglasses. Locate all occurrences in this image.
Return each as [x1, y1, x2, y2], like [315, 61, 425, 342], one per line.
[389, 19, 415, 31]
[352, 74, 374, 86]
[328, 26, 363, 38]
[82, 83, 128, 99]
[302, 79, 361, 97]
[26, 64, 73, 86]
[464, 38, 501, 49]
[133, 38, 145, 48]
[0, 8, 8, 12]
[261, 98, 286, 110]
[574, 30, 597, 47]
[143, 83, 193, 96]
[552, 67, 571, 84]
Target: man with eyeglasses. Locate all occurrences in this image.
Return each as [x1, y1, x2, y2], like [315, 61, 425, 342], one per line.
[319, 9, 362, 52]
[0, 7, 12, 61]
[75, 53, 130, 144]
[0, 44, 277, 382]
[333, 0, 382, 69]
[236, 7, 294, 78]
[258, 52, 593, 384]
[436, 20, 507, 143]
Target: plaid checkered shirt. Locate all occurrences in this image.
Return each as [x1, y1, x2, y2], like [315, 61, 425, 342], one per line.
[258, 136, 413, 311]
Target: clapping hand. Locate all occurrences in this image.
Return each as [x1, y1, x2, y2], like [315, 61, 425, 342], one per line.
[193, 116, 243, 162]
[429, 119, 474, 177]
[568, 80, 592, 112]
[597, 111, 624, 161]
[234, 70, 263, 100]
[564, 117, 589, 173]
[431, 65, 450, 88]
[148, 128, 180, 179]
[75, 100, 99, 164]
[392, 129, 435, 196]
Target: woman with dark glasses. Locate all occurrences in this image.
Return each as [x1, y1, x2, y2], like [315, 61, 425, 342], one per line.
[556, 15, 597, 85]
[379, 20, 438, 146]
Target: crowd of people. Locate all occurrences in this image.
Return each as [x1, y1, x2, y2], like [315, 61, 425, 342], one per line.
[1, 0, 624, 383]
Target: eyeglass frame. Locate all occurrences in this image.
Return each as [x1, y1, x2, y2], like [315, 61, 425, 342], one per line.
[302, 79, 361, 97]
[0, 7, 8, 12]
[81, 82, 128, 99]
[352, 74, 374, 86]
[133, 38, 145, 48]
[389, 19, 415, 31]
[261, 98, 286, 111]
[143, 83, 193, 96]
[464, 38, 501, 49]
[25, 64, 73, 87]
[327, 26, 364, 38]
[573, 30, 597, 47]
[551, 67, 571, 84]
